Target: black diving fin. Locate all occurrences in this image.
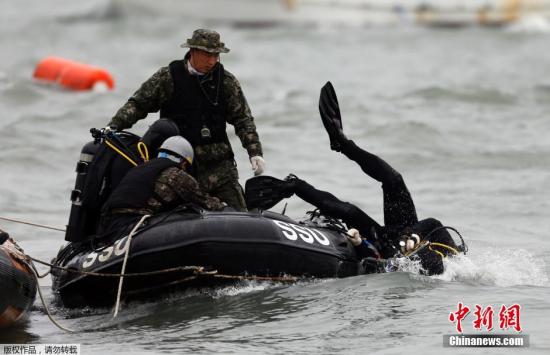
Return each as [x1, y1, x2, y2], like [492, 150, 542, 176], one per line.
[245, 176, 294, 211]
[319, 81, 346, 152]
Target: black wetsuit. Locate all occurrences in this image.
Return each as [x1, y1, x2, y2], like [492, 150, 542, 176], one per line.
[292, 139, 456, 274]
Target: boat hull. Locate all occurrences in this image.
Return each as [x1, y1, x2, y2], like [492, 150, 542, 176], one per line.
[52, 210, 363, 307]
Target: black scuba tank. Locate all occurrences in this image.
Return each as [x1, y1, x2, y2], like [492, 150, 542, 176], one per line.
[65, 141, 99, 242]
[65, 132, 142, 243]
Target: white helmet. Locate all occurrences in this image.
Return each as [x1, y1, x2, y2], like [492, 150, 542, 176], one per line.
[158, 136, 194, 164]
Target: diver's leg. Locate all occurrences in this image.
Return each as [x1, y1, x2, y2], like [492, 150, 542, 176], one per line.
[292, 178, 381, 232]
[339, 139, 418, 226]
[339, 139, 399, 184]
[382, 174, 418, 227]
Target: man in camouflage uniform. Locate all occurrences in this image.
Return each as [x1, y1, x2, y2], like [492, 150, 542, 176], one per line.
[99, 136, 226, 237]
[107, 29, 264, 211]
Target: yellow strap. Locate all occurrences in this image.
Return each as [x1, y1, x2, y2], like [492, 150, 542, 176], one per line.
[405, 240, 459, 260]
[429, 245, 446, 260]
[430, 242, 460, 255]
[105, 140, 137, 167]
[404, 240, 429, 257]
[137, 142, 149, 162]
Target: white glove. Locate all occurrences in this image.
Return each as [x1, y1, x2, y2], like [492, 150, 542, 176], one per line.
[103, 125, 113, 134]
[346, 228, 363, 247]
[250, 156, 266, 176]
[400, 233, 421, 253]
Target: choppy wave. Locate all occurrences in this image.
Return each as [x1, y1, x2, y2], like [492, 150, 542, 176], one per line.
[391, 256, 426, 275]
[437, 249, 548, 287]
[403, 85, 517, 105]
[55, 0, 123, 23]
[210, 281, 276, 298]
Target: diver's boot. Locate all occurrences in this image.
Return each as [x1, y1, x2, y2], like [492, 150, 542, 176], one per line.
[319, 82, 348, 152]
[319, 112, 343, 151]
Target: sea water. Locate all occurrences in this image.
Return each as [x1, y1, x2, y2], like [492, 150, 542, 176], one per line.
[0, 1, 549, 354]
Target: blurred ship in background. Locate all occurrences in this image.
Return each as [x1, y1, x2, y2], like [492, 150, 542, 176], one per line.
[114, 0, 550, 28]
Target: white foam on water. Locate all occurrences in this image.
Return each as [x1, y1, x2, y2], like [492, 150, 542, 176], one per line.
[436, 248, 548, 287]
[391, 256, 425, 275]
[211, 280, 272, 298]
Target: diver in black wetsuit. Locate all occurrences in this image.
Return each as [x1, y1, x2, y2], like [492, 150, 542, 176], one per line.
[287, 139, 455, 263]
[284, 82, 460, 274]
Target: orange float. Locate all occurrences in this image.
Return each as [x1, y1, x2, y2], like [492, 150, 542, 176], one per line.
[33, 56, 115, 91]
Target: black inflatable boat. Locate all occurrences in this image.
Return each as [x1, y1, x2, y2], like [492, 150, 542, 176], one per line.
[51, 128, 464, 308]
[51, 209, 371, 308]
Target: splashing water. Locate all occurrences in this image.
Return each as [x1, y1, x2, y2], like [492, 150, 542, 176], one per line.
[211, 281, 273, 298]
[436, 248, 548, 287]
[390, 255, 426, 275]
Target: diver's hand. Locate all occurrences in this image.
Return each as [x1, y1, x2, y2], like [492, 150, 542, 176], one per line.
[102, 125, 114, 135]
[346, 228, 363, 247]
[400, 233, 421, 253]
[250, 156, 266, 176]
[103, 124, 119, 134]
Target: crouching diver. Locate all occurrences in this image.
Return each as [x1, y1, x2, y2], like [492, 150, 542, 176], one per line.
[98, 136, 226, 239]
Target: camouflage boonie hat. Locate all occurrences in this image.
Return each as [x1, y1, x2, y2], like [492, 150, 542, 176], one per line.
[180, 29, 230, 54]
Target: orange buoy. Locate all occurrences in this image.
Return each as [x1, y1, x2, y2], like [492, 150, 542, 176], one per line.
[33, 56, 114, 91]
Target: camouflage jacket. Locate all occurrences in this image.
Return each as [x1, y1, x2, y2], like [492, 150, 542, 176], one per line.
[149, 166, 226, 212]
[109, 60, 263, 160]
[113, 166, 226, 215]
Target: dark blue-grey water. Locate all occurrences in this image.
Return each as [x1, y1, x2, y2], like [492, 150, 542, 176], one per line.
[0, 1, 549, 354]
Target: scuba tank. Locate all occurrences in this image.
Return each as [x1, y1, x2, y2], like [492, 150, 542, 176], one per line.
[65, 141, 100, 242]
[65, 130, 142, 242]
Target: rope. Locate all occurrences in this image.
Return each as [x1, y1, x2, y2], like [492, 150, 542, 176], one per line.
[30, 256, 204, 278]
[113, 215, 150, 318]
[124, 272, 298, 296]
[25, 260, 75, 333]
[30, 253, 299, 282]
[34, 266, 51, 279]
[105, 140, 137, 167]
[0, 216, 65, 232]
